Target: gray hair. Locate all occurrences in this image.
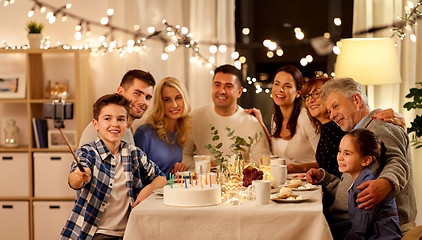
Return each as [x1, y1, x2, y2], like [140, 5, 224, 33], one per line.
[320, 78, 368, 106]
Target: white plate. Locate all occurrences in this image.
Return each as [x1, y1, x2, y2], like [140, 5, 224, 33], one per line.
[292, 184, 318, 191]
[271, 194, 308, 203]
[153, 188, 163, 195]
[286, 173, 306, 180]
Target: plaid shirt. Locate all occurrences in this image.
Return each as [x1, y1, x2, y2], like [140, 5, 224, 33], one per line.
[59, 138, 164, 240]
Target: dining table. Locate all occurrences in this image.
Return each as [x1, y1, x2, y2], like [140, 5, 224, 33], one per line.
[123, 185, 333, 240]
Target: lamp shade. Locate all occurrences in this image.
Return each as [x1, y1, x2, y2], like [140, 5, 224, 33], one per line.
[334, 38, 402, 85]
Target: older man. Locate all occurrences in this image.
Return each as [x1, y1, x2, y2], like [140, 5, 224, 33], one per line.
[307, 78, 416, 237]
[182, 64, 270, 169]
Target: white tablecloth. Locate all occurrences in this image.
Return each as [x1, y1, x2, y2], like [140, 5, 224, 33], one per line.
[124, 186, 333, 240]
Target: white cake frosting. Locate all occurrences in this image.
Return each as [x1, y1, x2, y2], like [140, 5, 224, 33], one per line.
[163, 184, 221, 207]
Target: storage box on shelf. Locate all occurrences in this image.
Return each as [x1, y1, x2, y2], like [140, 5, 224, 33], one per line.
[34, 152, 75, 198]
[33, 201, 74, 240]
[0, 201, 30, 240]
[0, 153, 29, 197]
[0, 48, 92, 240]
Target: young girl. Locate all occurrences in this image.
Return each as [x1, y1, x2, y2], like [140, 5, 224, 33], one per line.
[338, 129, 402, 240]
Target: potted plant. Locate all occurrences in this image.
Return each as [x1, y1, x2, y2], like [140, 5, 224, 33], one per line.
[403, 82, 422, 148]
[26, 21, 44, 48]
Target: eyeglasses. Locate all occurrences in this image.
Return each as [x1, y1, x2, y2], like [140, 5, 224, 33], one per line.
[302, 90, 321, 102]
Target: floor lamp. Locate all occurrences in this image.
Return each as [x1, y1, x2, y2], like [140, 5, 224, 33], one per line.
[334, 38, 402, 110]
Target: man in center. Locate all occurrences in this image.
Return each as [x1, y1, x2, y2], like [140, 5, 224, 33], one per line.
[182, 64, 270, 169]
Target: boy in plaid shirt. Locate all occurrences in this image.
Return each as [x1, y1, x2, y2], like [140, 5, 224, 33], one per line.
[60, 93, 166, 240]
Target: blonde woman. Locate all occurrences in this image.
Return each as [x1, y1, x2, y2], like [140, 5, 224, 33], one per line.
[134, 77, 192, 178]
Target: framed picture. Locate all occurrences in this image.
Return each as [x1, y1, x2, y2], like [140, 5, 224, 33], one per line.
[48, 130, 77, 149]
[0, 74, 26, 99]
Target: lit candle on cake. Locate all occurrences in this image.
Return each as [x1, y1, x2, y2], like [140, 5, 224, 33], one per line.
[177, 171, 179, 183]
[184, 175, 187, 188]
[210, 174, 212, 187]
[181, 173, 183, 187]
[205, 173, 208, 185]
[200, 174, 203, 189]
[195, 172, 197, 185]
[189, 172, 192, 185]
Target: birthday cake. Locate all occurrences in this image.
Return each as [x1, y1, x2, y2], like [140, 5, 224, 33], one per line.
[163, 184, 221, 207]
[163, 173, 221, 207]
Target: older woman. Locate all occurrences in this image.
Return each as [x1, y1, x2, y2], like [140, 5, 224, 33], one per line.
[134, 77, 192, 178]
[302, 76, 407, 178]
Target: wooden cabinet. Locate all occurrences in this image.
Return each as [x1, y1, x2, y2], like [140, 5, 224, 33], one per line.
[0, 49, 93, 240]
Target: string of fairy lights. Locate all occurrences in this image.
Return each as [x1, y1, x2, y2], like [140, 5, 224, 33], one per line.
[1, 0, 420, 95]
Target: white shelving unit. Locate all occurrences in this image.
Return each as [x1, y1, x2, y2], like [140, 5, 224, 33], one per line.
[0, 48, 93, 240]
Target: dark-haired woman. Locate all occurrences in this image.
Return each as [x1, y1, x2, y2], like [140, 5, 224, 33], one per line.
[246, 65, 319, 173]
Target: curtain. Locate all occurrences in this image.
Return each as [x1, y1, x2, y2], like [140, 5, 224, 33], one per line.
[353, 0, 421, 226]
[125, 0, 235, 110]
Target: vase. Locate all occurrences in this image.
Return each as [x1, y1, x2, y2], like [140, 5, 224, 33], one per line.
[27, 33, 43, 48]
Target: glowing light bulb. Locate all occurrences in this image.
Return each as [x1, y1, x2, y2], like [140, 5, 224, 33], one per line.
[231, 51, 239, 59]
[276, 49, 284, 56]
[239, 56, 246, 63]
[66, 3, 72, 9]
[181, 27, 189, 35]
[268, 42, 277, 51]
[300, 58, 308, 66]
[295, 31, 305, 40]
[167, 44, 176, 52]
[161, 52, 169, 60]
[234, 60, 241, 69]
[40, 6, 46, 13]
[147, 27, 155, 34]
[242, 28, 250, 35]
[306, 55, 313, 62]
[49, 16, 56, 24]
[209, 45, 217, 54]
[263, 39, 271, 47]
[28, 9, 34, 18]
[334, 18, 342, 26]
[333, 46, 340, 55]
[267, 51, 274, 58]
[107, 8, 114, 16]
[98, 36, 105, 43]
[75, 31, 82, 40]
[410, 33, 417, 42]
[127, 40, 135, 46]
[218, 45, 227, 53]
[101, 17, 109, 25]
